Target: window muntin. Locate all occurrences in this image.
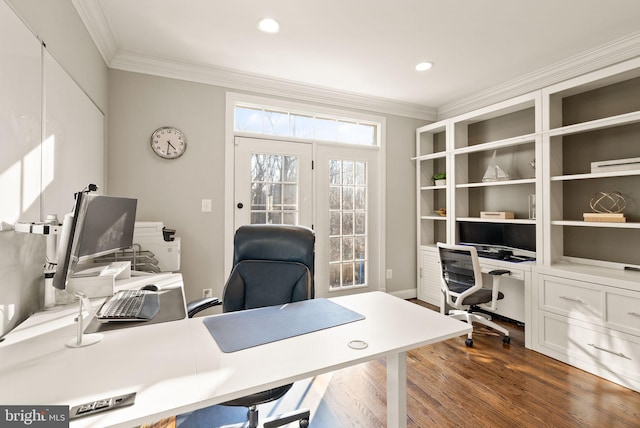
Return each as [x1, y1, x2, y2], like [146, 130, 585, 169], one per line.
[235, 105, 378, 146]
[249, 153, 300, 225]
[329, 159, 368, 289]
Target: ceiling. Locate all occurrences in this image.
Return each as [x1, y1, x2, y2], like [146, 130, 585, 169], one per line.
[74, 0, 640, 118]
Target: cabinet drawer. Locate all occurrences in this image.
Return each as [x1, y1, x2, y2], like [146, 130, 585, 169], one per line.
[606, 290, 640, 336]
[539, 312, 640, 384]
[540, 276, 603, 324]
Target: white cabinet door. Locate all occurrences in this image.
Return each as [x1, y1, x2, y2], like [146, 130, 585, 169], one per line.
[418, 248, 441, 306]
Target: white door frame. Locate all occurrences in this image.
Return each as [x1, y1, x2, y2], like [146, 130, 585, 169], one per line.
[224, 92, 387, 292]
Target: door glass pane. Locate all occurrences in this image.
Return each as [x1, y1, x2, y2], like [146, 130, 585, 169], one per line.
[329, 187, 341, 210]
[329, 160, 341, 184]
[251, 154, 266, 181]
[329, 159, 367, 289]
[283, 184, 297, 207]
[329, 237, 341, 262]
[250, 152, 299, 225]
[284, 156, 298, 181]
[251, 183, 266, 210]
[329, 212, 341, 236]
[266, 155, 282, 182]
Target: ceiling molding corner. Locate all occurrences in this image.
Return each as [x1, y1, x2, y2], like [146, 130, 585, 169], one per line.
[109, 51, 437, 121]
[72, 0, 118, 65]
[437, 31, 640, 119]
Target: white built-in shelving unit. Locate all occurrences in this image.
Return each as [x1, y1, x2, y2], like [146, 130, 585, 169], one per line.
[416, 56, 640, 392]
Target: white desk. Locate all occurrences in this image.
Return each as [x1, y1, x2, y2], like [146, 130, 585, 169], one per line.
[0, 275, 471, 427]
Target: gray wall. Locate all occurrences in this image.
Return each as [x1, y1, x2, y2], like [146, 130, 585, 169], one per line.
[107, 70, 425, 303]
[2, 0, 422, 336]
[1, 0, 107, 336]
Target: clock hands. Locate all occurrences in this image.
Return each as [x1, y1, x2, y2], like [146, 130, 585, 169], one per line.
[167, 140, 177, 154]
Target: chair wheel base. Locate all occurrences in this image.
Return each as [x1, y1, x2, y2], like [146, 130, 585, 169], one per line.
[300, 419, 309, 428]
[503, 336, 511, 344]
[465, 338, 473, 347]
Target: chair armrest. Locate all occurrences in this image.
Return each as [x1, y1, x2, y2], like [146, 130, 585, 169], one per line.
[187, 297, 222, 318]
[487, 269, 510, 310]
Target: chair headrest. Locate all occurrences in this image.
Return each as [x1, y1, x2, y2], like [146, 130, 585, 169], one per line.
[233, 224, 315, 273]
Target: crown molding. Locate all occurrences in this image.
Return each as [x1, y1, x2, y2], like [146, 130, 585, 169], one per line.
[73, 0, 639, 122]
[437, 31, 640, 119]
[109, 51, 437, 120]
[71, 0, 435, 121]
[72, 0, 118, 64]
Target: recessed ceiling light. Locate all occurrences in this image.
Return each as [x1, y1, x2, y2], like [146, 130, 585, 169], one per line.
[415, 62, 434, 71]
[257, 18, 280, 34]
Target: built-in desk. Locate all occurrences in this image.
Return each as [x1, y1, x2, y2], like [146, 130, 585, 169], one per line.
[420, 245, 534, 347]
[0, 274, 470, 427]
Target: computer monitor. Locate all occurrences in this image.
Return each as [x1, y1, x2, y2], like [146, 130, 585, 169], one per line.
[458, 221, 536, 254]
[458, 222, 503, 248]
[53, 191, 137, 290]
[503, 223, 536, 252]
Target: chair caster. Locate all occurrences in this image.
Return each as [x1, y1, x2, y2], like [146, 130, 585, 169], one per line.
[465, 338, 473, 347]
[503, 336, 511, 344]
[299, 418, 309, 427]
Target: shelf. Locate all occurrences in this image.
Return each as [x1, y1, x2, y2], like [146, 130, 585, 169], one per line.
[457, 217, 536, 224]
[545, 110, 640, 137]
[457, 178, 535, 188]
[551, 220, 640, 229]
[453, 133, 536, 155]
[420, 185, 447, 190]
[551, 169, 640, 181]
[421, 215, 447, 221]
[412, 152, 447, 161]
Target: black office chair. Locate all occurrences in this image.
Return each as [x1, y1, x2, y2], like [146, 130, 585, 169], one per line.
[187, 224, 314, 428]
[437, 243, 511, 347]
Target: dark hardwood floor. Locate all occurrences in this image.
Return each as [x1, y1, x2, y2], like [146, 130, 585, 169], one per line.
[174, 299, 640, 428]
[305, 299, 640, 428]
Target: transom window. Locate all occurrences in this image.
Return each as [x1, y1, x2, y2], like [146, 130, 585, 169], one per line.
[235, 105, 378, 146]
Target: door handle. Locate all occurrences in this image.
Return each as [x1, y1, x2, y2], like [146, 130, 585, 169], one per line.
[237, 203, 244, 209]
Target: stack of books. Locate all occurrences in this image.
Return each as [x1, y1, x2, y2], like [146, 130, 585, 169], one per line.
[583, 212, 626, 223]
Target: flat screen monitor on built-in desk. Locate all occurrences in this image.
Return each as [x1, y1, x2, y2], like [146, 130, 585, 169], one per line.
[458, 221, 536, 262]
[53, 187, 137, 291]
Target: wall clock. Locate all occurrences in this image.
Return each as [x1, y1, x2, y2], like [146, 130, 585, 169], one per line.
[150, 126, 187, 159]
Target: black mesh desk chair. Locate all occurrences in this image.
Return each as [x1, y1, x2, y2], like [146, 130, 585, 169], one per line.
[437, 243, 511, 347]
[188, 224, 315, 428]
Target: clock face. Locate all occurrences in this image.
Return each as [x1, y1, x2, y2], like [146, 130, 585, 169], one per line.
[150, 127, 187, 159]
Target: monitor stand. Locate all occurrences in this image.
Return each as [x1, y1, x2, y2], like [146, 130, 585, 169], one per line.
[67, 261, 131, 298]
[66, 292, 103, 348]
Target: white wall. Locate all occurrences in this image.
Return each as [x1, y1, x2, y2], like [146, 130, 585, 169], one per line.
[0, 0, 107, 335]
[107, 70, 425, 303]
[6, 0, 107, 112]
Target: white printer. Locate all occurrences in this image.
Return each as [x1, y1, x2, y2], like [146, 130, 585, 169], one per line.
[133, 222, 181, 272]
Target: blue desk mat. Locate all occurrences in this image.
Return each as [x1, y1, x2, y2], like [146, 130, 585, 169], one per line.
[203, 298, 365, 353]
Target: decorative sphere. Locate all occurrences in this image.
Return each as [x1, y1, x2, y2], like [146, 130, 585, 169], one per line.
[589, 191, 626, 213]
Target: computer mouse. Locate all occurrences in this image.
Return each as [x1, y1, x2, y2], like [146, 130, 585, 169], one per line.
[141, 284, 159, 292]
